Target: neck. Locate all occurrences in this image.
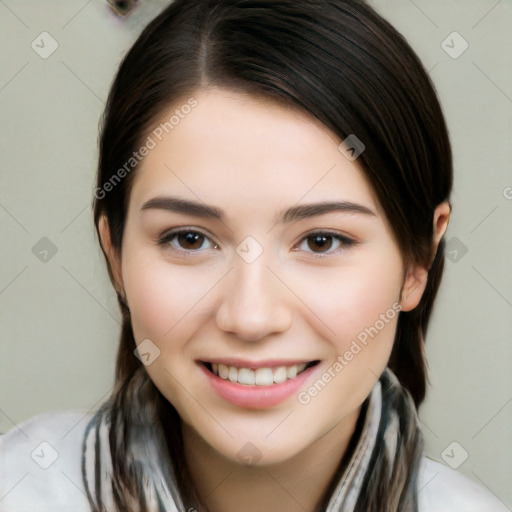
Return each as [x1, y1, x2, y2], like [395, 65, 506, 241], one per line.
[181, 406, 362, 512]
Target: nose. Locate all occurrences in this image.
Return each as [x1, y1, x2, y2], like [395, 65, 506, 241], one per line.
[215, 254, 293, 342]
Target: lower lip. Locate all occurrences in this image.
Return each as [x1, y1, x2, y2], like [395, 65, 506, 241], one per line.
[200, 363, 318, 409]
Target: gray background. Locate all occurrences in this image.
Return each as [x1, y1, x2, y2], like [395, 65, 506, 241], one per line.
[1, 0, 511, 507]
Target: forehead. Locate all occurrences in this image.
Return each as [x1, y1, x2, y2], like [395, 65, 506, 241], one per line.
[130, 88, 381, 219]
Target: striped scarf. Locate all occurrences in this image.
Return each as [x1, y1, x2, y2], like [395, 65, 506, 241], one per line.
[82, 366, 423, 511]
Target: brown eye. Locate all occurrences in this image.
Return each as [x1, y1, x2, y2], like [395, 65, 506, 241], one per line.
[176, 231, 205, 250]
[158, 229, 216, 252]
[296, 231, 356, 256]
[307, 234, 333, 253]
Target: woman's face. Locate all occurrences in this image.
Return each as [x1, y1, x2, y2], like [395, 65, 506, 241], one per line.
[112, 87, 422, 465]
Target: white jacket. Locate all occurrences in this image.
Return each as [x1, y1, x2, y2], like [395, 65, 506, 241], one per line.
[0, 410, 508, 511]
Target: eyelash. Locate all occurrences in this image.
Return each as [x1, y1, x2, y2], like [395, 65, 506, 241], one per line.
[295, 231, 358, 257]
[157, 227, 358, 259]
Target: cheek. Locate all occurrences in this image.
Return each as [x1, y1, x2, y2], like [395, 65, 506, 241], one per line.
[289, 254, 404, 429]
[340, 265, 402, 342]
[123, 261, 175, 341]
[122, 254, 218, 346]
[122, 257, 214, 406]
[287, 250, 403, 353]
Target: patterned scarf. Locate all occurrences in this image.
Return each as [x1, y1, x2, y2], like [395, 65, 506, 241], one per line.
[82, 366, 423, 511]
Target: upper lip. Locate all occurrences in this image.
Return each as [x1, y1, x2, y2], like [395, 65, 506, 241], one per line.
[200, 358, 317, 369]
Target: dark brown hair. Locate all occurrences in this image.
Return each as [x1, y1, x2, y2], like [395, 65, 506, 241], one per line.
[94, 0, 452, 406]
[90, 0, 452, 508]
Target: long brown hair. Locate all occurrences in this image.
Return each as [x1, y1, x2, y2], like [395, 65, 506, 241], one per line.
[90, 0, 452, 508]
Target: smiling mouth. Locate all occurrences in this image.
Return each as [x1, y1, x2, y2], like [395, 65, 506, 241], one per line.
[202, 361, 319, 386]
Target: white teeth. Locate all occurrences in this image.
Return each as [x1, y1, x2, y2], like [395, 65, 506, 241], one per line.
[255, 368, 273, 386]
[286, 366, 297, 379]
[238, 367, 255, 385]
[228, 366, 238, 383]
[273, 366, 287, 383]
[210, 362, 311, 385]
[218, 363, 229, 379]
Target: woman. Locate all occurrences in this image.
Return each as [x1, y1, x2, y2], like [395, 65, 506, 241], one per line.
[0, 0, 507, 511]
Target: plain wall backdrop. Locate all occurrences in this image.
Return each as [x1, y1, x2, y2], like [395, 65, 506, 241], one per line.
[1, 0, 511, 507]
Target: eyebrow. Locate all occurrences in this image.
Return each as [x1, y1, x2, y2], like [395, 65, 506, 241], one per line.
[140, 196, 377, 224]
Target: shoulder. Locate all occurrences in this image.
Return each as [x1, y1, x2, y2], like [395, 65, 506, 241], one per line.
[417, 455, 509, 512]
[0, 409, 95, 512]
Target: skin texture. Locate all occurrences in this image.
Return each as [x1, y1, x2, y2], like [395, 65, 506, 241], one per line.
[99, 87, 450, 512]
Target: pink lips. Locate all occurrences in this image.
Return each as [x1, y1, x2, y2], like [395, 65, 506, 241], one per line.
[199, 361, 318, 409]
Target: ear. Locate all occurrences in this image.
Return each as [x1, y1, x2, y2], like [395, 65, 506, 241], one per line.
[400, 201, 451, 312]
[431, 200, 451, 252]
[98, 215, 125, 301]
